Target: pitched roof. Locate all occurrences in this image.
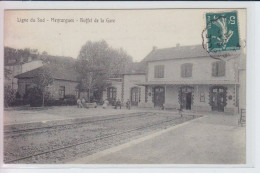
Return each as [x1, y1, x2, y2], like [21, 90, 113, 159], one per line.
[121, 61, 146, 75]
[15, 64, 80, 82]
[143, 45, 210, 62]
[42, 55, 75, 65]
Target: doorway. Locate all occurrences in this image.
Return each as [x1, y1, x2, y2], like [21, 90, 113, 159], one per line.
[131, 87, 140, 106]
[210, 86, 226, 112]
[154, 86, 165, 108]
[179, 86, 193, 110]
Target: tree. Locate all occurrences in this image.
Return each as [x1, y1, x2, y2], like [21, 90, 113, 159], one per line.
[4, 47, 39, 65]
[24, 87, 43, 107]
[32, 65, 54, 107]
[76, 40, 133, 102]
[4, 67, 12, 80]
[4, 85, 16, 107]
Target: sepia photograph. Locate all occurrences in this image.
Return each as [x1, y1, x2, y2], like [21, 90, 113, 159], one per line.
[2, 8, 247, 165]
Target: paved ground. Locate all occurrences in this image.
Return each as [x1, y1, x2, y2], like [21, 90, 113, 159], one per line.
[69, 113, 246, 164]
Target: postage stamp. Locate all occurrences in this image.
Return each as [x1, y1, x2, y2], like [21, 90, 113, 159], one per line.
[205, 11, 240, 53]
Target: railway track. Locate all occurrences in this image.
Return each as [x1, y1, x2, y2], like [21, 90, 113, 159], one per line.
[4, 112, 152, 137]
[4, 114, 199, 164]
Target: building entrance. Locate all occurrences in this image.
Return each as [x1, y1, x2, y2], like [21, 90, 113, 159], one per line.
[154, 86, 165, 108]
[179, 86, 193, 110]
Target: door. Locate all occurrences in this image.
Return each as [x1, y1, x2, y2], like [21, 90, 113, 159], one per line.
[107, 87, 117, 105]
[211, 87, 225, 112]
[154, 86, 165, 107]
[179, 86, 193, 110]
[181, 92, 192, 110]
[186, 93, 192, 110]
[131, 87, 140, 106]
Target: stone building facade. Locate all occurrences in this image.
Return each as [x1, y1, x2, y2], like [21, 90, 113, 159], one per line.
[137, 45, 246, 114]
[15, 64, 80, 100]
[5, 60, 43, 90]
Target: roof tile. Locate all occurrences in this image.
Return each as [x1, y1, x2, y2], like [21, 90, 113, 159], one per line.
[143, 45, 209, 62]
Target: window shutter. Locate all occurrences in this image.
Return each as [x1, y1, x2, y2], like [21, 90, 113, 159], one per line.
[218, 61, 226, 76]
[212, 62, 217, 76]
[154, 66, 157, 78]
[187, 64, 192, 77]
[181, 64, 185, 77]
[160, 66, 164, 78]
[154, 65, 164, 78]
[181, 64, 192, 77]
[158, 66, 162, 78]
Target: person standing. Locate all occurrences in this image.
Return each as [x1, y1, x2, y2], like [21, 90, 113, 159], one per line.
[126, 99, 131, 110]
[115, 99, 121, 109]
[77, 98, 83, 108]
[103, 99, 108, 109]
[81, 97, 86, 108]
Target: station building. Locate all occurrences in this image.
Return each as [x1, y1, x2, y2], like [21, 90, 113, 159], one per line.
[106, 44, 246, 114]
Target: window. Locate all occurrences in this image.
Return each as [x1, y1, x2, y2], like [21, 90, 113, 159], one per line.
[212, 61, 226, 77]
[131, 87, 141, 103]
[154, 65, 164, 78]
[200, 92, 205, 102]
[59, 86, 65, 99]
[107, 87, 117, 100]
[181, 63, 193, 77]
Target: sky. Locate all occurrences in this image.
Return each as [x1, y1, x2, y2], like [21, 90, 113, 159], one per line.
[4, 9, 246, 62]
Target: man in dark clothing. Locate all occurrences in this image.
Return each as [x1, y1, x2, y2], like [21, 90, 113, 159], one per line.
[115, 99, 121, 109]
[126, 99, 131, 110]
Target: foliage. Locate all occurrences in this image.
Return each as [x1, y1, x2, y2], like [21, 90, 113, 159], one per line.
[64, 94, 76, 99]
[4, 47, 39, 65]
[23, 87, 52, 107]
[45, 99, 63, 106]
[15, 92, 21, 99]
[63, 94, 77, 105]
[76, 40, 133, 102]
[45, 95, 77, 106]
[24, 87, 43, 107]
[4, 68, 12, 80]
[4, 86, 16, 107]
[32, 66, 54, 91]
[31, 65, 54, 106]
[10, 99, 29, 107]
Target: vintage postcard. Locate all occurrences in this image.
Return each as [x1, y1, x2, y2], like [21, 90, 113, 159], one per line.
[2, 7, 248, 166]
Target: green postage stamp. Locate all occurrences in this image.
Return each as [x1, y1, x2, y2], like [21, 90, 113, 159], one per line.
[206, 11, 240, 53]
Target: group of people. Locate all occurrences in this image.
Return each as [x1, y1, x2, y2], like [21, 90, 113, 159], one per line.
[77, 97, 131, 109]
[77, 98, 86, 108]
[103, 99, 129, 109]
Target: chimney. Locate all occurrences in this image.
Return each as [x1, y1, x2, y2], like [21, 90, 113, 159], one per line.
[176, 43, 180, 48]
[152, 46, 157, 51]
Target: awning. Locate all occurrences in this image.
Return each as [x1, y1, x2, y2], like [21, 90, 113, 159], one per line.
[136, 80, 239, 86]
